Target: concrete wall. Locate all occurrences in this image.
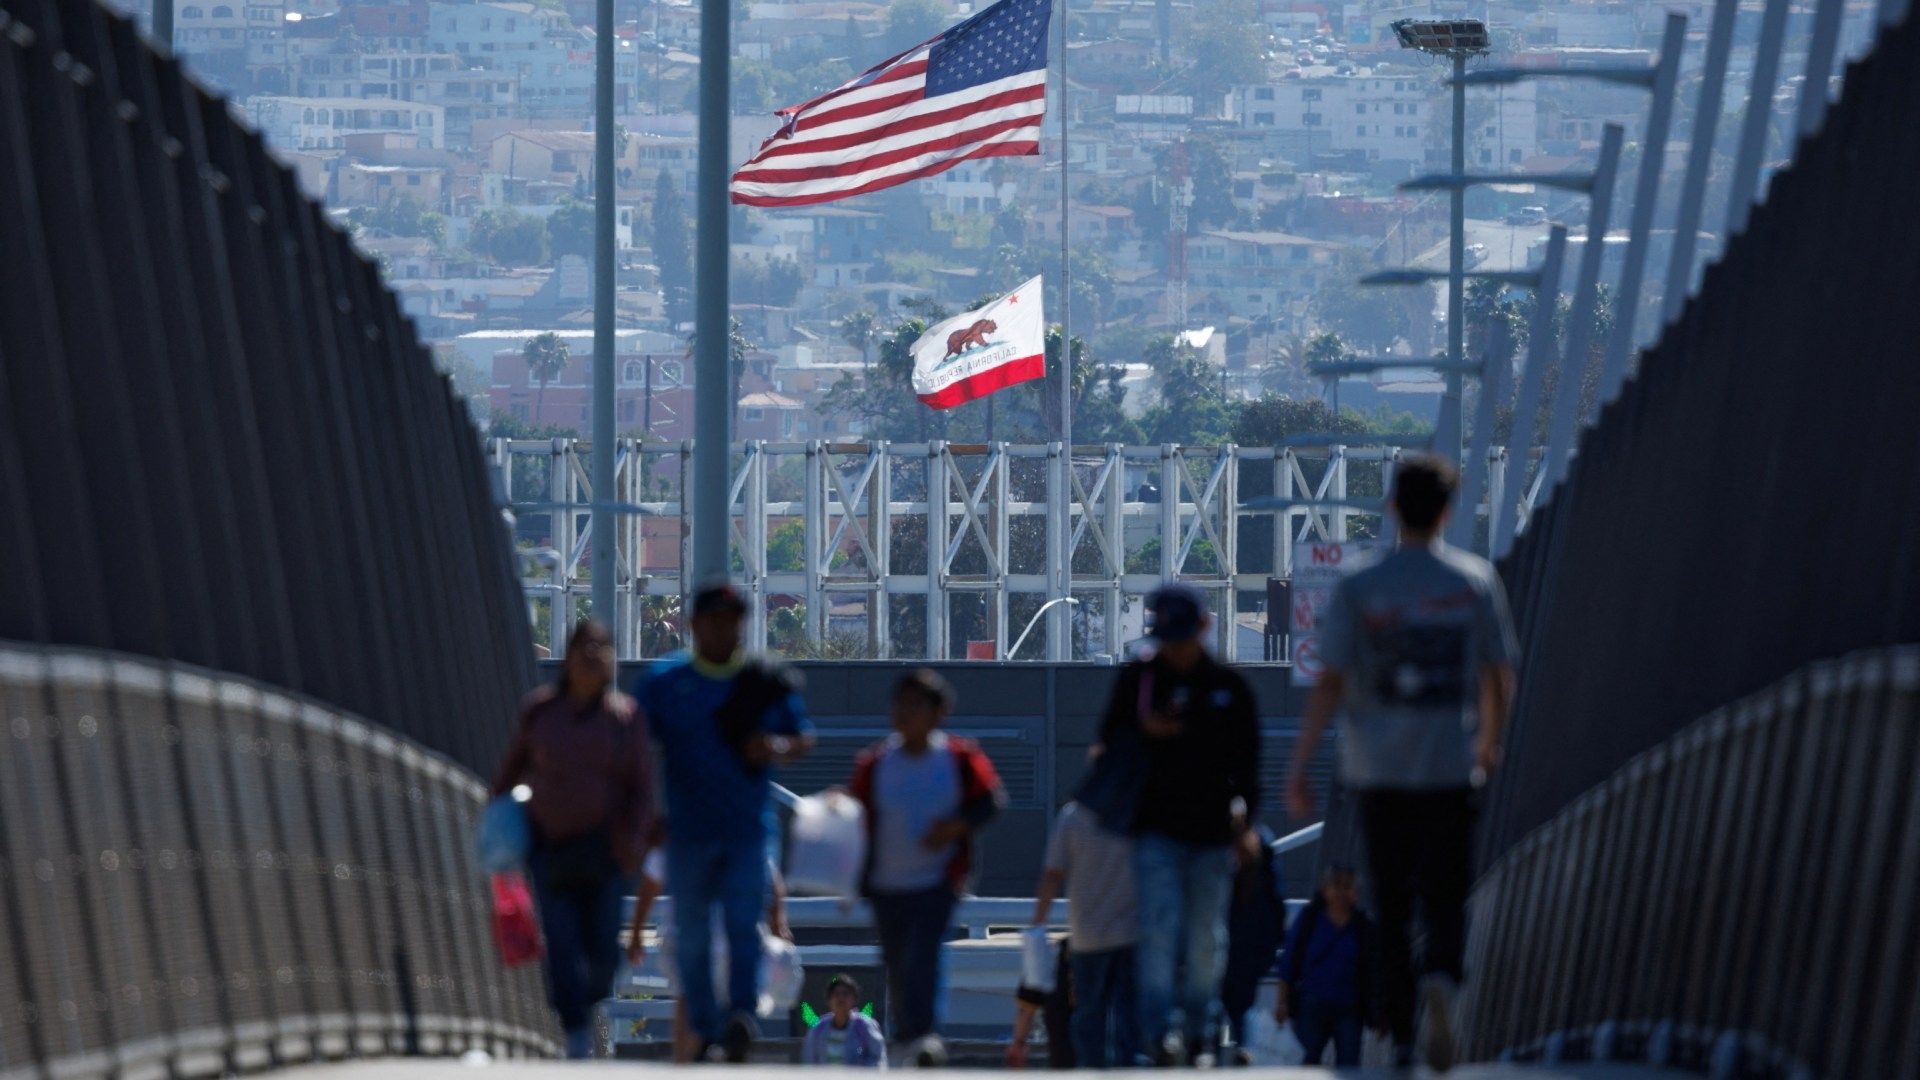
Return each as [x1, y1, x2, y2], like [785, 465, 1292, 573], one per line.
[607, 661, 1337, 897]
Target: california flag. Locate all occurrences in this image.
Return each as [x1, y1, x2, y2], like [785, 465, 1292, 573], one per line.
[910, 276, 1045, 409]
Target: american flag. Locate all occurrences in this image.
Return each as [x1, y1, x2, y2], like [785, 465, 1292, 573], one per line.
[729, 0, 1052, 208]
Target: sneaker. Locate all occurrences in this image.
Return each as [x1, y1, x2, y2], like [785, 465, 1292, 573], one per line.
[720, 1012, 755, 1064]
[1418, 974, 1459, 1073]
[1152, 1032, 1184, 1068]
[1229, 1046, 1254, 1068]
[912, 1035, 948, 1068]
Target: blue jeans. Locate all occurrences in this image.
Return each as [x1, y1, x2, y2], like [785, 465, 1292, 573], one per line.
[1292, 993, 1363, 1067]
[666, 838, 768, 1043]
[1133, 835, 1234, 1054]
[870, 884, 958, 1042]
[527, 846, 630, 1048]
[1069, 945, 1138, 1069]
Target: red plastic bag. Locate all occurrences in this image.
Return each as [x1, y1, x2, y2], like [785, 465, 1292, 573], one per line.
[491, 872, 542, 967]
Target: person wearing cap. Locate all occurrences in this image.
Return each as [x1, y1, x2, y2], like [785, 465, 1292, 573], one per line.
[633, 580, 814, 1063]
[1094, 583, 1261, 1066]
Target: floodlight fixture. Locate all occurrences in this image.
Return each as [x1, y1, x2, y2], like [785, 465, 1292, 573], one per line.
[1391, 18, 1490, 57]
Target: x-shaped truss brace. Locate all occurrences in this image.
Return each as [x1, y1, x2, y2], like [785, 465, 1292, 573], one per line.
[940, 445, 1004, 578]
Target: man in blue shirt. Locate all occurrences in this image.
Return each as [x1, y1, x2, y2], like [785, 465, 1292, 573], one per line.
[635, 582, 813, 1062]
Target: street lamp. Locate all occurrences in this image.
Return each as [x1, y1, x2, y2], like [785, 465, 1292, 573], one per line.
[1390, 19, 1488, 474]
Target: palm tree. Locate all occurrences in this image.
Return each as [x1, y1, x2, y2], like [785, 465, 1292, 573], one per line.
[685, 317, 756, 429]
[522, 332, 569, 422]
[837, 309, 880, 369]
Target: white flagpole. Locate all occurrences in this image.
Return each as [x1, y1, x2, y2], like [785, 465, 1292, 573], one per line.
[1055, 0, 1073, 658]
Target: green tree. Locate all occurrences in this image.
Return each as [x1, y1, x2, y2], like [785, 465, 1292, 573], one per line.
[1180, 0, 1267, 114]
[884, 0, 946, 54]
[1312, 251, 1412, 354]
[652, 171, 694, 325]
[1230, 393, 1367, 446]
[735, 256, 806, 307]
[837, 309, 880, 367]
[522, 332, 570, 420]
[470, 208, 549, 266]
[685, 317, 756, 424]
[546, 196, 594, 260]
[1137, 334, 1234, 443]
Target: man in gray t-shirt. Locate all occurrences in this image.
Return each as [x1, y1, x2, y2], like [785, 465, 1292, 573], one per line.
[1285, 454, 1518, 1073]
[1031, 801, 1138, 1068]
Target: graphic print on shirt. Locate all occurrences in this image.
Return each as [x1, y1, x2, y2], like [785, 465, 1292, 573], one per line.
[1361, 590, 1479, 709]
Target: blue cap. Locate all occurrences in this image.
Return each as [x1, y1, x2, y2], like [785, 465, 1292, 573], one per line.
[1146, 583, 1207, 641]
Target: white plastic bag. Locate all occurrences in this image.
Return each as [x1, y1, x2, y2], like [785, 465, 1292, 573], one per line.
[1019, 927, 1056, 993]
[758, 933, 805, 1014]
[653, 918, 804, 1019]
[785, 791, 867, 897]
[1242, 1004, 1305, 1066]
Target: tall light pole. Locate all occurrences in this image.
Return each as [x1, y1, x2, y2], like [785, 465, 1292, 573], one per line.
[691, 0, 731, 587]
[590, 0, 616, 639]
[1391, 19, 1488, 470]
[154, 0, 173, 50]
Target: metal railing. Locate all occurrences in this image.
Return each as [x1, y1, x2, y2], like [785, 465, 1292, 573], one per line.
[0, 0, 533, 777]
[0, 645, 557, 1080]
[1462, 646, 1919, 1076]
[495, 439, 1513, 662]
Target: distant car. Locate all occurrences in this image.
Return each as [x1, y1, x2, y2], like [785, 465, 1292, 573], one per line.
[1466, 242, 1489, 266]
[1504, 205, 1547, 225]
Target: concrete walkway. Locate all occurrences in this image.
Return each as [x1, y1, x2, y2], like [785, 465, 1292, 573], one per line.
[280, 1059, 1685, 1078]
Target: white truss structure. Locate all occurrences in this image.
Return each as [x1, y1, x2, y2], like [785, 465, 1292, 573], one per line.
[491, 440, 1510, 662]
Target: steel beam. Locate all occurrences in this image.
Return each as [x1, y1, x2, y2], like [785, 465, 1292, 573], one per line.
[1795, 0, 1847, 140]
[1495, 226, 1568, 559]
[1662, 0, 1739, 327]
[1540, 124, 1625, 500]
[1726, 0, 1792, 239]
[1598, 12, 1686, 405]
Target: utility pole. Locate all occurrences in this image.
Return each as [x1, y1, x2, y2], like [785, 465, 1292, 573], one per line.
[590, 0, 617, 641]
[153, 0, 173, 50]
[691, 0, 731, 586]
[1439, 49, 1467, 469]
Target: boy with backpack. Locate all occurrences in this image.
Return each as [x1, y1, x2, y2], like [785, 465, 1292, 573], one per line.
[849, 669, 1007, 1066]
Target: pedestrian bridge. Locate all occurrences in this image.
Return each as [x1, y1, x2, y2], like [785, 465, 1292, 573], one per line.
[3, 0, 1920, 1076]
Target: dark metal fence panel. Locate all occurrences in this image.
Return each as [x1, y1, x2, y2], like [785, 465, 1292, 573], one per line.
[0, 646, 559, 1080]
[1485, 9, 1920, 866]
[0, 0, 533, 773]
[1466, 645, 1920, 1075]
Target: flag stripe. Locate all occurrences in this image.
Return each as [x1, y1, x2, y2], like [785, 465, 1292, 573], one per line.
[731, 139, 1039, 207]
[733, 102, 1046, 181]
[917, 353, 1045, 409]
[769, 50, 931, 131]
[729, 0, 1050, 208]
[758, 73, 1046, 158]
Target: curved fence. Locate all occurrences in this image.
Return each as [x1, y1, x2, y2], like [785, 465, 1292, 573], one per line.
[1461, 646, 1918, 1075]
[0, 645, 557, 1080]
[1485, 9, 1920, 863]
[0, 0, 532, 776]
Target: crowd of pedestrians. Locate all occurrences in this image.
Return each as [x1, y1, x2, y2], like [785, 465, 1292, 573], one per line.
[489, 452, 1517, 1073]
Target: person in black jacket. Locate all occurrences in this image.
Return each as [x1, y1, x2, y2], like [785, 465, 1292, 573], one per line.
[1096, 584, 1261, 1066]
[1275, 866, 1377, 1067]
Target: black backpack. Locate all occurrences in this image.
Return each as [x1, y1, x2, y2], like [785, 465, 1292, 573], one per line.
[712, 656, 801, 774]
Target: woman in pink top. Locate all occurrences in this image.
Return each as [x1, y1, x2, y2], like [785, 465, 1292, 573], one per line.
[492, 620, 656, 1057]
